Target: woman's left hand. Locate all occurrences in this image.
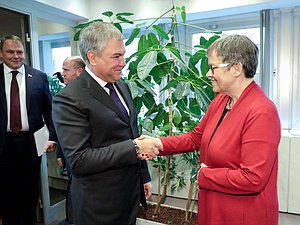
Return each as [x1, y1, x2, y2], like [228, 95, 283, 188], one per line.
[196, 163, 208, 186]
[200, 163, 207, 169]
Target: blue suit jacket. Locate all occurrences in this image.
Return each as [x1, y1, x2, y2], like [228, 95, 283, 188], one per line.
[0, 63, 57, 154]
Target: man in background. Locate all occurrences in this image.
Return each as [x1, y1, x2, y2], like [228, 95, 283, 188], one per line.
[57, 56, 85, 170]
[0, 35, 57, 225]
[52, 22, 159, 225]
[56, 56, 85, 225]
[60, 56, 85, 85]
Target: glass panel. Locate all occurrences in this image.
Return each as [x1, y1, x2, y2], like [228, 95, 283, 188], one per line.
[44, 41, 70, 206]
[35, 16, 76, 225]
[51, 46, 71, 75]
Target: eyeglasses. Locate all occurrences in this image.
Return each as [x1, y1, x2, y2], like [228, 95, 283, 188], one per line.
[209, 63, 231, 74]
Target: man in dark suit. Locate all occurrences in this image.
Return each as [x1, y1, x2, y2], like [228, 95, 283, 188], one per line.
[57, 56, 85, 172]
[52, 22, 160, 225]
[0, 35, 57, 225]
[56, 56, 85, 225]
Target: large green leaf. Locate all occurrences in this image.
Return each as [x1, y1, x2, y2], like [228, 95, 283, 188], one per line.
[160, 123, 172, 132]
[136, 79, 156, 96]
[160, 79, 179, 92]
[200, 36, 208, 46]
[138, 35, 149, 51]
[141, 92, 156, 109]
[126, 80, 139, 99]
[116, 15, 133, 24]
[102, 11, 113, 17]
[180, 6, 186, 22]
[113, 23, 122, 33]
[190, 50, 206, 65]
[150, 66, 166, 85]
[165, 44, 186, 70]
[74, 19, 103, 29]
[141, 118, 154, 132]
[133, 97, 143, 113]
[174, 81, 190, 100]
[193, 44, 207, 49]
[116, 12, 134, 17]
[144, 103, 159, 117]
[125, 28, 141, 46]
[153, 108, 166, 126]
[206, 35, 221, 48]
[173, 108, 182, 124]
[200, 57, 209, 77]
[147, 33, 160, 47]
[73, 30, 81, 41]
[194, 87, 212, 109]
[189, 98, 201, 116]
[153, 25, 169, 40]
[137, 51, 158, 80]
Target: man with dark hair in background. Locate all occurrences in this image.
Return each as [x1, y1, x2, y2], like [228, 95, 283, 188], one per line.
[0, 35, 57, 225]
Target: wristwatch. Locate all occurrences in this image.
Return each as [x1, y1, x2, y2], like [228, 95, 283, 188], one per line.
[133, 140, 140, 155]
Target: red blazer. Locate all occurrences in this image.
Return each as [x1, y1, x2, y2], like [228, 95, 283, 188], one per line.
[160, 81, 281, 225]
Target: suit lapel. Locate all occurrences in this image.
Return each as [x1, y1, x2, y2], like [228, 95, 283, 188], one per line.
[82, 71, 130, 124]
[114, 82, 136, 124]
[24, 65, 34, 110]
[0, 64, 7, 113]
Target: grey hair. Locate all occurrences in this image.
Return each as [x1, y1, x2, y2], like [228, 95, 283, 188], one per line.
[207, 34, 258, 78]
[79, 22, 124, 64]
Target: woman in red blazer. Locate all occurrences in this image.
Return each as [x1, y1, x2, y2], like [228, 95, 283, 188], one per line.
[144, 34, 281, 225]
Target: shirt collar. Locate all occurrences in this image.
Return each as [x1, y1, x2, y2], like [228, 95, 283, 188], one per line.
[85, 66, 108, 88]
[3, 63, 25, 76]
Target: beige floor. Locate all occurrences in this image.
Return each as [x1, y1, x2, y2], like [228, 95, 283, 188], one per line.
[279, 212, 300, 225]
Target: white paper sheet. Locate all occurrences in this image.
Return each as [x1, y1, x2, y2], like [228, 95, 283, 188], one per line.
[34, 126, 49, 156]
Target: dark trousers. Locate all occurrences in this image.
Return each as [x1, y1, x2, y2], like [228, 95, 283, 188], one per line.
[0, 132, 41, 225]
[65, 175, 73, 223]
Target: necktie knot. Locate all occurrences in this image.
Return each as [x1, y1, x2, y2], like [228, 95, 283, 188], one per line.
[11, 70, 18, 77]
[105, 82, 115, 92]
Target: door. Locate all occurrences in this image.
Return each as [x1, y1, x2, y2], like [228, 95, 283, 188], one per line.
[0, 7, 31, 65]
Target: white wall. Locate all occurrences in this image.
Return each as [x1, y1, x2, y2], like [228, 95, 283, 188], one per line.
[278, 135, 300, 214]
[87, 0, 300, 21]
[34, 0, 89, 19]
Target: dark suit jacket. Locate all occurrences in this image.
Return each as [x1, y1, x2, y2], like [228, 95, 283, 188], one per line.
[0, 63, 57, 154]
[52, 70, 150, 225]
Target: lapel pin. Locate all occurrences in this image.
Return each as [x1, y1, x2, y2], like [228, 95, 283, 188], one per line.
[28, 74, 32, 78]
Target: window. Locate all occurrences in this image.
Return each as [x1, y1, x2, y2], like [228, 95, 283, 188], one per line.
[192, 27, 261, 83]
[51, 46, 71, 75]
[38, 32, 71, 77]
[273, 7, 300, 133]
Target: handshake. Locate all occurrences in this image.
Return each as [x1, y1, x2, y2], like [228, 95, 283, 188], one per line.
[134, 135, 163, 160]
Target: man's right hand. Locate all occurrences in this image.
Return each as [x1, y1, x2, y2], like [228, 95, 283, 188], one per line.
[134, 135, 163, 160]
[57, 158, 64, 167]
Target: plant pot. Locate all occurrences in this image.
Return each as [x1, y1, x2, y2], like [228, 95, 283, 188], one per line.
[137, 203, 197, 225]
[137, 218, 165, 225]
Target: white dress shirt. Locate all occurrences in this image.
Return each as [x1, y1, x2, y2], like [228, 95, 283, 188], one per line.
[85, 66, 129, 115]
[4, 63, 29, 132]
